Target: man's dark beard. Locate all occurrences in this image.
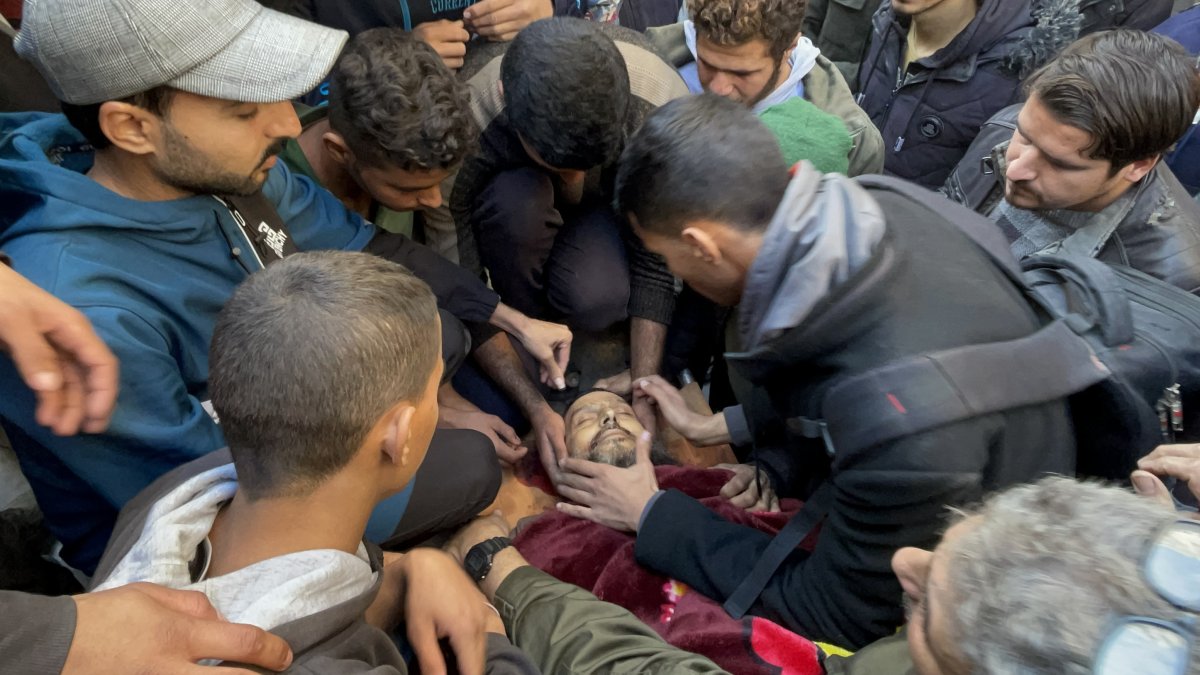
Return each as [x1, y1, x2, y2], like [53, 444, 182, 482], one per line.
[747, 57, 787, 108]
[154, 127, 287, 197]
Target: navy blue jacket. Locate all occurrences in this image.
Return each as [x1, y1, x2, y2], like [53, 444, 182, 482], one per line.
[856, 0, 1036, 188]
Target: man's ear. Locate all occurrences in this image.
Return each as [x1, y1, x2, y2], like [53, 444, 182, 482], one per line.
[680, 226, 723, 265]
[1119, 154, 1160, 184]
[322, 131, 353, 167]
[381, 403, 417, 467]
[96, 101, 162, 156]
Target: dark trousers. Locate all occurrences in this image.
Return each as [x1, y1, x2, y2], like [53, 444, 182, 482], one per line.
[372, 428, 501, 550]
[473, 167, 630, 332]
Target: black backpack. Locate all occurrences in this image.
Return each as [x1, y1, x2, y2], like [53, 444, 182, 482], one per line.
[723, 175, 1200, 619]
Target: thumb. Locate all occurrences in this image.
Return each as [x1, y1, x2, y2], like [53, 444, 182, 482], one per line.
[3, 321, 64, 393]
[635, 430, 652, 465]
[1131, 470, 1175, 508]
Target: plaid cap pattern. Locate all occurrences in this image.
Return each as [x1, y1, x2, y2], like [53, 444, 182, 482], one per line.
[15, 0, 347, 105]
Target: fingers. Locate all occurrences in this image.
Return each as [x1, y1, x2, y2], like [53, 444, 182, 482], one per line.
[554, 340, 571, 379]
[634, 430, 652, 465]
[497, 443, 528, 464]
[447, 620, 487, 675]
[45, 312, 118, 432]
[720, 470, 751, 499]
[494, 421, 520, 447]
[1143, 443, 1200, 462]
[462, 0, 506, 22]
[3, 319, 67, 430]
[407, 620, 448, 675]
[1131, 470, 1176, 509]
[538, 353, 566, 391]
[556, 501, 599, 523]
[559, 457, 605, 478]
[52, 358, 86, 437]
[184, 619, 293, 672]
[1138, 455, 1200, 483]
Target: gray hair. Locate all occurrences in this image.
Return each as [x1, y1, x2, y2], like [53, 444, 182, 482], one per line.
[944, 477, 1197, 674]
[209, 251, 440, 500]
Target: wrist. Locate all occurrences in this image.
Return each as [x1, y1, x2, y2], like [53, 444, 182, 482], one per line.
[479, 548, 528, 603]
[490, 303, 528, 337]
[693, 413, 732, 447]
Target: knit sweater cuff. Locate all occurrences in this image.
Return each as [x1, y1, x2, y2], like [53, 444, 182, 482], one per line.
[628, 282, 676, 326]
[0, 592, 76, 675]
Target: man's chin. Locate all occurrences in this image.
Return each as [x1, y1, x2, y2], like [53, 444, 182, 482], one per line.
[1004, 184, 1041, 210]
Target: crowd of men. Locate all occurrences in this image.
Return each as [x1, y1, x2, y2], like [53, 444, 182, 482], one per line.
[0, 0, 1199, 673]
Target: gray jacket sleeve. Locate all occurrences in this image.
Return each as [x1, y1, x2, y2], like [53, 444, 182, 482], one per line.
[495, 566, 730, 674]
[0, 592, 76, 675]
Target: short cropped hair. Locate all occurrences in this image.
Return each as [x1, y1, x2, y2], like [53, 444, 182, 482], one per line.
[1026, 29, 1200, 168]
[60, 86, 176, 150]
[945, 477, 1198, 674]
[689, 0, 807, 60]
[615, 93, 788, 236]
[209, 251, 440, 500]
[502, 18, 631, 170]
[328, 28, 476, 172]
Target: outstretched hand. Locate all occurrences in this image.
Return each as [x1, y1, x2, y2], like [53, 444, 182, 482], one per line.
[556, 430, 659, 531]
[0, 263, 118, 436]
[515, 318, 573, 391]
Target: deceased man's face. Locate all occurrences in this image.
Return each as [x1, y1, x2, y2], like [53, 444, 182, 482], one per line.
[564, 390, 645, 467]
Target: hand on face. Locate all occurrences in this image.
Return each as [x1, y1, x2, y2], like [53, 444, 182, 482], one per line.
[556, 430, 659, 531]
[1132, 443, 1200, 510]
[565, 390, 645, 468]
[0, 264, 118, 436]
[531, 406, 568, 486]
[64, 583, 293, 675]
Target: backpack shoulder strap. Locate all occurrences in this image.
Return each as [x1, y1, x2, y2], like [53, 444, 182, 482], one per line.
[723, 480, 835, 619]
[789, 319, 1109, 458]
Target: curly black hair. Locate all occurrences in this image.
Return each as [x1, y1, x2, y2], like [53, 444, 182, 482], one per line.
[328, 28, 476, 172]
[501, 19, 632, 171]
[689, 0, 807, 60]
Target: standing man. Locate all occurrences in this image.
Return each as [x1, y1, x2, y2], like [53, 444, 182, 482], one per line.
[856, 0, 1070, 188]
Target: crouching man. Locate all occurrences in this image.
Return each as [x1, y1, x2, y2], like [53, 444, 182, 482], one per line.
[88, 251, 728, 674]
[556, 94, 1076, 650]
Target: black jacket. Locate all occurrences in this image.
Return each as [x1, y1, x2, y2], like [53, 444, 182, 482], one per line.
[856, 0, 1047, 188]
[804, 0, 885, 87]
[635, 184, 1076, 649]
[943, 104, 1200, 295]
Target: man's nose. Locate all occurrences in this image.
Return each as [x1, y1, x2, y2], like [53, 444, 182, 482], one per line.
[600, 408, 617, 427]
[265, 101, 302, 139]
[709, 72, 735, 98]
[1006, 148, 1036, 182]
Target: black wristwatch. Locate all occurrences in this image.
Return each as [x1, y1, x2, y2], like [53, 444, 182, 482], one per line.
[463, 536, 512, 582]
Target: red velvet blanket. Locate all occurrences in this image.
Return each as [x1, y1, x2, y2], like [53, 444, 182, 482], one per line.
[513, 465, 825, 675]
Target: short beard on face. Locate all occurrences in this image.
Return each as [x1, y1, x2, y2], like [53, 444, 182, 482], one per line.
[152, 124, 283, 197]
[747, 57, 787, 108]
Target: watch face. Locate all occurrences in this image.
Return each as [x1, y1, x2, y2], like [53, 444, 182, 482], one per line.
[464, 550, 487, 581]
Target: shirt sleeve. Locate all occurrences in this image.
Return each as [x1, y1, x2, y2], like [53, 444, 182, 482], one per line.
[0, 592, 76, 675]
